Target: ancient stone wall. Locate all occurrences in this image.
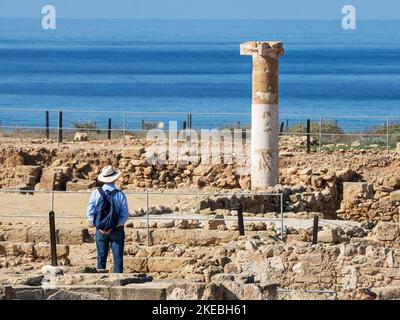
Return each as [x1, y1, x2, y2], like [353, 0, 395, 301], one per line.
[1, 143, 400, 222]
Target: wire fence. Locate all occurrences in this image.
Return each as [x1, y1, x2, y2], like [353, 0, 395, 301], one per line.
[1, 108, 400, 150]
[0, 187, 347, 297]
[0, 189, 285, 246]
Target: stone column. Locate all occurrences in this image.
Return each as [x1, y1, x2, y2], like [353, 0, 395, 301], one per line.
[240, 41, 284, 189]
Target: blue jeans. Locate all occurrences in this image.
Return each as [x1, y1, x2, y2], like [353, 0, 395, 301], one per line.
[96, 226, 125, 273]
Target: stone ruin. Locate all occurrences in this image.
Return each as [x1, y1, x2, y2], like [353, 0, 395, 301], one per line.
[1, 220, 400, 300]
[1, 130, 400, 299]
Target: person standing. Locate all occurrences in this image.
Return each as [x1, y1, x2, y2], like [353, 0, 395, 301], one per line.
[87, 165, 128, 273]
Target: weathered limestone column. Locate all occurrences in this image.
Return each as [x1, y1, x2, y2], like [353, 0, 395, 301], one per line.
[240, 41, 284, 189]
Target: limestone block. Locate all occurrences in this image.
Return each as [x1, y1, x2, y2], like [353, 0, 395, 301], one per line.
[0, 286, 13, 300]
[147, 257, 194, 273]
[27, 227, 51, 243]
[166, 282, 224, 300]
[14, 165, 42, 189]
[66, 179, 96, 191]
[294, 274, 320, 284]
[298, 253, 323, 266]
[318, 228, 341, 244]
[73, 132, 88, 141]
[33, 244, 69, 259]
[268, 256, 285, 271]
[47, 289, 105, 300]
[49, 274, 149, 287]
[124, 257, 148, 273]
[57, 228, 93, 245]
[204, 214, 225, 230]
[157, 220, 175, 228]
[374, 286, 400, 300]
[380, 268, 400, 279]
[341, 266, 358, 290]
[287, 291, 336, 300]
[342, 182, 373, 208]
[12, 286, 44, 300]
[385, 176, 400, 188]
[150, 229, 186, 246]
[37, 166, 72, 191]
[3, 228, 28, 242]
[109, 283, 168, 300]
[285, 234, 309, 244]
[372, 222, 400, 242]
[122, 147, 145, 159]
[223, 262, 238, 274]
[186, 230, 237, 246]
[390, 190, 400, 202]
[2, 242, 34, 256]
[225, 220, 239, 231]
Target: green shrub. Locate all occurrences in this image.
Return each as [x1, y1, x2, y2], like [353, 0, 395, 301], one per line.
[72, 120, 98, 130]
[141, 121, 160, 130]
[286, 121, 344, 135]
[366, 123, 400, 135]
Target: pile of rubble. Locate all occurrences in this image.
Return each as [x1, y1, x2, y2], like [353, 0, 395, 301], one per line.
[337, 182, 400, 223]
[1, 141, 400, 224]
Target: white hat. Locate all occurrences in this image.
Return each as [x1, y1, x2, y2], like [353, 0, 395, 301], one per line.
[98, 165, 121, 183]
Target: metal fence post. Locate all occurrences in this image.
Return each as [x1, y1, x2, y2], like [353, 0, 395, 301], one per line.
[312, 215, 319, 245]
[334, 119, 338, 145]
[49, 210, 58, 266]
[386, 116, 390, 150]
[187, 112, 192, 129]
[146, 190, 150, 247]
[45, 111, 49, 139]
[280, 194, 284, 240]
[108, 118, 112, 140]
[123, 112, 127, 146]
[306, 119, 311, 153]
[237, 206, 245, 236]
[187, 112, 192, 146]
[279, 122, 284, 135]
[57, 111, 63, 144]
[319, 116, 322, 152]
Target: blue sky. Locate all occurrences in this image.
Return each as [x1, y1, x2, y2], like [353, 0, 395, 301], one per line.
[0, 0, 399, 19]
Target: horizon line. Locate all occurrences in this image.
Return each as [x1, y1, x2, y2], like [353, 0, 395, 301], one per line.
[1, 17, 400, 21]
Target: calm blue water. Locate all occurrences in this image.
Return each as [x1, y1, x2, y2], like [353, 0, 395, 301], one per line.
[0, 19, 400, 131]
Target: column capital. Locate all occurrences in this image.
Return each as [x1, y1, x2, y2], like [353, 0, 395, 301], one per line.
[240, 41, 284, 57]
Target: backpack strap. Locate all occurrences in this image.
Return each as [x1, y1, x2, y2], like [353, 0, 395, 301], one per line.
[111, 189, 120, 196]
[109, 189, 121, 221]
[97, 187, 105, 197]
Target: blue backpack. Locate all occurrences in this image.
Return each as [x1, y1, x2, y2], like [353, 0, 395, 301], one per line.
[94, 188, 120, 231]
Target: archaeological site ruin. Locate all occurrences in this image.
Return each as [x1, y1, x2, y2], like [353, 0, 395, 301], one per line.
[1, 42, 400, 302]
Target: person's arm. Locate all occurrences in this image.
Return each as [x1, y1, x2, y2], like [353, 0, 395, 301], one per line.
[87, 190, 99, 226]
[117, 192, 129, 226]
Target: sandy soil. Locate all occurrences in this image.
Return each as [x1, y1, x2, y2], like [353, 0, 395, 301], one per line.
[0, 191, 188, 225]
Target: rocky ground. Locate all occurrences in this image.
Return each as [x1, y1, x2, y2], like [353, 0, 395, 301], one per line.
[1, 220, 400, 300]
[0, 136, 400, 300]
[1, 136, 399, 222]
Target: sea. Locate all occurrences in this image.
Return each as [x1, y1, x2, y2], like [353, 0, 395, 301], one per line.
[0, 19, 400, 131]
